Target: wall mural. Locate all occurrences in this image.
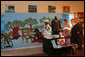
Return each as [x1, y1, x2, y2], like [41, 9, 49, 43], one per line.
[1, 13, 74, 50]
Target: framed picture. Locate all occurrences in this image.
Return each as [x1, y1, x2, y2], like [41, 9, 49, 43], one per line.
[28, 5, 37, 13]
[5, 5, 15, 13]
[63, 6, 70, 13]
[48, 5, 56, 13]
[57, 39, 65, 45]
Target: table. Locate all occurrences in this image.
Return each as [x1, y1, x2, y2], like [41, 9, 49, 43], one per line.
[42, 38, 73, 55]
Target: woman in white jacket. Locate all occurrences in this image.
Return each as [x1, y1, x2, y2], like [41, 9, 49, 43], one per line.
[43, 20, 52, 39]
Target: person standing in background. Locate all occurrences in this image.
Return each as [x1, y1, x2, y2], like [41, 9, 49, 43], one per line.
[44, 20, 52, 32]
[63, 19, 71, 29]
[70, 18, 83, 50]
[43, 20, 52, 39]
[74, 18, 83, 49]
[51, 16, 61, 35]
[70, 19, 76, 27]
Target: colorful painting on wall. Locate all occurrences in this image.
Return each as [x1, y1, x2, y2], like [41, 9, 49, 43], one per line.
[63, 6, 70, 13]
[48, 6, 56, 13]
[29, 5, 37, 13]
[1, 13, 74, 50]
[5, 5, 15, 13]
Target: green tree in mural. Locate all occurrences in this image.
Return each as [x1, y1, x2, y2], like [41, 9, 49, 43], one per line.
[18, 20, 25, 27]
[24, 18, 38, 31]
[12, 20, 19, 25]
[5, 20, 26, 30]
[5, 21, 12, 30]
[39, 17, 52, 23]
[24, 18, 38, 25]
[40, 17, 46, 23]
[33, 25, 44, 30]
[33, 19, 38, 25]
[12, 20, 25, 27]
[8, 31, 13, 37]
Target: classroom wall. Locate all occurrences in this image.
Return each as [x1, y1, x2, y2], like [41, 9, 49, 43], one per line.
[1, 1, 84, 13]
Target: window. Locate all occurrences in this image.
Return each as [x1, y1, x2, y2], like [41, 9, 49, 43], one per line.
[48, 6, 56, 13]
[28, 5, 37, 13]
[5, 5, 15, 13]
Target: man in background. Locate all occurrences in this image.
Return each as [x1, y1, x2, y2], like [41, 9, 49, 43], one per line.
[51, 16, 61, 35]
[71, 18, 83, 50]
[74, 18, 83, 49]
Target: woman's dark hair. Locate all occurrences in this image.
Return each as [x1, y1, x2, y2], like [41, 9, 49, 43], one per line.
[64, 19, 68, 22]
[70, 19, 74, 21]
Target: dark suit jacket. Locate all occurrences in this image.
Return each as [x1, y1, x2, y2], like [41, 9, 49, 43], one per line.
[71, 22, 83, 44]
[51, 20, 61, 35]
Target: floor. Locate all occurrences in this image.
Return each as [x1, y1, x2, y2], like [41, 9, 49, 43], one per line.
[56, 49, 84, 56]
[1, 46, 43, 56]
[1, 46, 84, 56]
[31, 49, 84, 56]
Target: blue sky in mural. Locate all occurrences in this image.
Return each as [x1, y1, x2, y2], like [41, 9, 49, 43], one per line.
[1, 16, 5, 33]
[2, 13, 63, 24]
[62, 14, 69, 25]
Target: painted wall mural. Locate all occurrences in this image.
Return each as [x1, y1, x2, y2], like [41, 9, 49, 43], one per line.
[1, 13, 74, 50]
